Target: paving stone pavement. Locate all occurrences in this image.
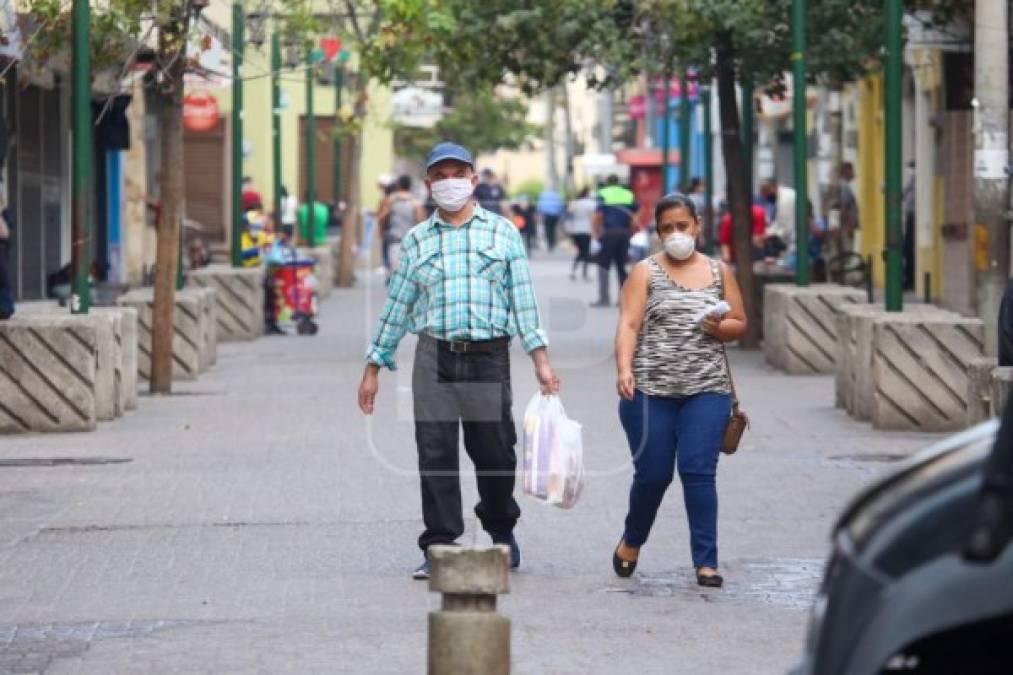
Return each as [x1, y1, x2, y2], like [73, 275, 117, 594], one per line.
[0, 255, 946, 674]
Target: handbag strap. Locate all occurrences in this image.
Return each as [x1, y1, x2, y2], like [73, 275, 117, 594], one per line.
[713, 260, 740, 410]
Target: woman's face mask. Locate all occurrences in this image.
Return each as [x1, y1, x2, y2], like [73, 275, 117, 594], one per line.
[657, 205, 699, 261]
[664, 232, 696, 260]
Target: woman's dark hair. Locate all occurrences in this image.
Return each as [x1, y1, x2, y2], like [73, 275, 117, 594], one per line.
[280, 186, 289, 198]
[397, 174, 412, 191]
[578, 187, 590, 198]
[654, 192, 698, 225]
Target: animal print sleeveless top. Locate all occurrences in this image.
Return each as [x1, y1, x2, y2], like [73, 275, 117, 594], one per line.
[631, 256, 732, 398]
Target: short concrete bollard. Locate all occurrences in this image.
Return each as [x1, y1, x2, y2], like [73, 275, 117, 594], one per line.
[428, 545, 511, 675]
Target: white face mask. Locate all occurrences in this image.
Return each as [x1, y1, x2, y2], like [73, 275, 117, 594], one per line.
[664, 232, 696, 260]
[430, 178, 474, 213]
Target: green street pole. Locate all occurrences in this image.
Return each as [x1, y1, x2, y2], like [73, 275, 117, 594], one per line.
[333, 64, 343, 207]
[741, 75, 754, 200]
[792, 0, 810, 286]
[272, 31, 282, 228]
[70, 0, 92, 314]
[230, 1, 244, 267]
[661, 70, 672, 194]
[702, 86, 715, 255]
[884, 0, 903, 311]
[679, 68, 691, 192]
[305, 48, 316, 247]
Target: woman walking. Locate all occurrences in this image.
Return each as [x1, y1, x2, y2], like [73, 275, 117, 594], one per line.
[566, 187, 596, 281]
[612, 193, 747, 587]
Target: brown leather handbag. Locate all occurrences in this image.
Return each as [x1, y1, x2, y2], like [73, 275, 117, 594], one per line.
[716, 262, 748, 454]
[720, 346, 749, 454]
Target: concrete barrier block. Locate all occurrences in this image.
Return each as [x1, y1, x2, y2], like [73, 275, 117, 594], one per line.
[0, 315, 98, 433]
[112, 306, 139, 410]
[834, 304, 878, 410]
[90, 310, 122, 420]
[966, 357, 999, 426]
[851, 305, 953, 421]
[189, 265, 264, 342]
[991, 367, 1013, 418]
[178, 287, 217, 373]
[763, 284, 866, 375]
[119, 289, 202, 381]
[871, 314, 985, 431]
[15, 302, 128, 420]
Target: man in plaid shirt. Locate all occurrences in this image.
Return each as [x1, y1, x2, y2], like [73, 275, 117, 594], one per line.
[358, 142, 560, 580]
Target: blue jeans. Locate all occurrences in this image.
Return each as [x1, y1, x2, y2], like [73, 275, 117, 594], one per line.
[618, 389, 732, 569]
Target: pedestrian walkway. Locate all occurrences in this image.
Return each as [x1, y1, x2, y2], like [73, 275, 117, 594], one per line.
[0, 255, 943, 674]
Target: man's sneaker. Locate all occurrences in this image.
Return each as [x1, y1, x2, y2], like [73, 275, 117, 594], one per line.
[412, 559, 431, 580]
[494, 535, 521, 570]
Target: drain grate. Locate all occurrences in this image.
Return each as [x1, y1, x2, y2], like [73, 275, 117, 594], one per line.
[0, 457, 132, 468]
[828, 453, 907, 463]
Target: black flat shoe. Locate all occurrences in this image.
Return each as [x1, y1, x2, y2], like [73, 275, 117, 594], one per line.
[696, 571, 724, 588]
[612, 542, 638, 578]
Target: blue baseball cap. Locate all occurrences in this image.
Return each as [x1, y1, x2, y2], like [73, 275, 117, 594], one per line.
[426, 142, 474, 171]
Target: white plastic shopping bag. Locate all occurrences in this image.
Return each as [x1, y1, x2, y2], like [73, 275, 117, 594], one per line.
[522, 392, 585, 509]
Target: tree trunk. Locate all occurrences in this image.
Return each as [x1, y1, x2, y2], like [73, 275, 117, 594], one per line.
[336, 85, 366, 288]
[715, 32, 760, 348]
[150, 13, 190, 393]
[560, 83, 575, 195]
[544, 89, 559, 191]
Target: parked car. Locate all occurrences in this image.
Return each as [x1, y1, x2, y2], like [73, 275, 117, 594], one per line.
[793, 405, 1013, 674]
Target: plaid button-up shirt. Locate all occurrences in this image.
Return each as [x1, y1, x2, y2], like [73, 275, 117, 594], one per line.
[366, 205, 548, 370]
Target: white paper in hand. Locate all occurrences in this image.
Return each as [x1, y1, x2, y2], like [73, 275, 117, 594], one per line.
[691, 300, 731, 324]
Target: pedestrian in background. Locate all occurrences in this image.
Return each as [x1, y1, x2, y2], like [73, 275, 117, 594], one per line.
[537, 185, 565, 253]
[279, 186, 298, 232]
[376, 175, 425, 283]
[613, 193, 747, 588]
[759, 177, 796, 261]
[718, 202, 767, 266]
[241, 176, 263, 213]
[566, 187, 596, 281]
[358, 142, 560, 580]
[512, 195, 538, 254]
[297, 192, 330, 248]
[592, 174, 638, 307]
[474, 168, 508, 216]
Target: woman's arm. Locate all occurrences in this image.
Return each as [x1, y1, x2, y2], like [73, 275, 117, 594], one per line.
[615, 261, 649, 400]
[703, 262, 748, 342]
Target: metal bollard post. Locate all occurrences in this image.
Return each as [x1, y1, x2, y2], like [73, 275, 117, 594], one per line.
[428, 545, 511, 675]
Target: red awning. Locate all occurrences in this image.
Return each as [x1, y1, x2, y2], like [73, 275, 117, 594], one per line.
[615, 148, 681, 168]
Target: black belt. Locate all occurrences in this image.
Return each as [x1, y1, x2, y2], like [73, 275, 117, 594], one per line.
[423, 334, 510, 354]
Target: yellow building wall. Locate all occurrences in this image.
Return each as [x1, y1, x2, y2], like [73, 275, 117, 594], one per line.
[200, 4, 393, 215]
[855, 75, 886, 289]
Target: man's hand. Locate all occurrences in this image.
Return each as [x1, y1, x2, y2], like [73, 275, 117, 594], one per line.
[358, 365, 380, 414]
[530, 348, 560, 395]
